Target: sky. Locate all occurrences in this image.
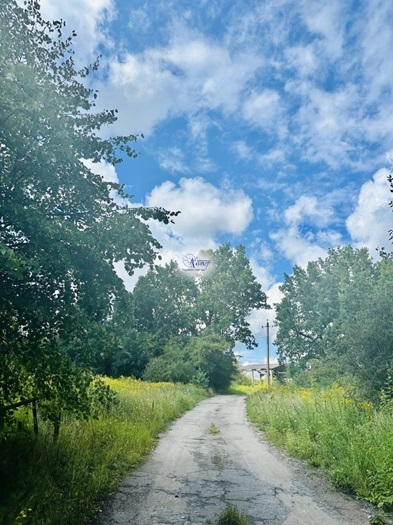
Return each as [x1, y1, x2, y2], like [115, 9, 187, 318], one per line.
[40, 0, 393, 362]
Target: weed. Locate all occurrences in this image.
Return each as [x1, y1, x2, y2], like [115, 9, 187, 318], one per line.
[226, 382, 267, 396]
[209, 423, 220, 434]
[207, 505, 250, 525]
[369, 514, 389, 525]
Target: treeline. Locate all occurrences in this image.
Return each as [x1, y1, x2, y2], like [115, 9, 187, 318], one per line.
[92, 246, 267, 389]
[275, 246, 393, 401]
[0, 1, 267, 433]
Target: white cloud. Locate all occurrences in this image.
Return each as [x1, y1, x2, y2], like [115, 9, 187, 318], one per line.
[271, 225, 327, 268]
[284, 195, 333, 227]
[258, 148, 288, 167]
[96, 31, 262, 136]
[346, 168, 392, 252]
[158, 147, 191, 174]
[242, 90, 286, 138]
[146, 177, 253, 244]
[249, 258, 275, 292]
[128, 7, 151, 33]
[293, 83, 364, 169]
[40, 0, 393, 175]
[299, 0, 346, 60]
[114, 176, 253, 283]
[259, 243, 274, 263]
[232, 140, 254, 161]
[285, 44, 317, 78]
[357, 0, 393, 101]
[270, 194, 338, 267]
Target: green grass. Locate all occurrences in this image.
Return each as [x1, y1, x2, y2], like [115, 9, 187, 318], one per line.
[207, 506, 250, 525]
[0, 378, 207, 525]
[247, 384, 393, 510]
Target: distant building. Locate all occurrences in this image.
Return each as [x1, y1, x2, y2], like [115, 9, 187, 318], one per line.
[241, 363, 287, 382]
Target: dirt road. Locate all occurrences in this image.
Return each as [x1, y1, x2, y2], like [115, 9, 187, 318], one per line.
[99, 395, 371, 525]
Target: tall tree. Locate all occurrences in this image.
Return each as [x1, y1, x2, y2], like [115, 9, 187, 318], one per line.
[197, 244, 268, 349]
[341, 254, 393, 399]
[131, 244, 267, 385]
[0, 0, 175, 423]
[275, 246, 393, 399]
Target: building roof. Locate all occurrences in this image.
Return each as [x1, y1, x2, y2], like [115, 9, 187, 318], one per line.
[241, 363, 284, 371]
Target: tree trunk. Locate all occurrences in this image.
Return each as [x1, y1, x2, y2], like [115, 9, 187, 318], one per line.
[32, 400, 38, 436]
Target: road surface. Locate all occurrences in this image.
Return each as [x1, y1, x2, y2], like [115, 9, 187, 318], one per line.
[98, 395, 372, 525]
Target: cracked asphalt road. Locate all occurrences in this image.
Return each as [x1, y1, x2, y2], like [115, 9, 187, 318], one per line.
[98, 395, 371, 525]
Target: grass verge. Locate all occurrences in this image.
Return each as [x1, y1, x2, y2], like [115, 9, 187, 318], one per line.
[247, 384, 393, 510]
[0, 378, 207, 525]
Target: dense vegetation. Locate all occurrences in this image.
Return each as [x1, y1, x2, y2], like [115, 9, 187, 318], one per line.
[0, 0, 179, 430]
[247, 384, 393, 511]
[275, 246, 393, 401]
[130, 244, 267, 389]
[0, 378, 207, 525]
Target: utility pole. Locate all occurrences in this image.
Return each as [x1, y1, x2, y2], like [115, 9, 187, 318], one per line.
[266, 320, 270, 388]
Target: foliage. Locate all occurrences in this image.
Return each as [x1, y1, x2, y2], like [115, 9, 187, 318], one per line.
[275, 246, 393, 400]
[133, 244, 268, 351]
[369, 515, 389, 525]
[143, 333, 238, 390]
[0, 378, 207, 525]
[131, 244, 267, 390]
[197, 244, 268, 349]
[247, 384, 393, 510]
[0, 0, 175, 423]
[133, 260, 199, 343]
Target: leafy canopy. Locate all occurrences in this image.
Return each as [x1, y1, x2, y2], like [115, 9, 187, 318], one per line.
[0, 0, 175, 421]
[275, 246, 393, 400]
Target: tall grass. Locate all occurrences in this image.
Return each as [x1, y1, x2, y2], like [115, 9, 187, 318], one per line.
[247, 384, 393, 509]
[0, 378, 207, 525]
[226, 382, 268, 396]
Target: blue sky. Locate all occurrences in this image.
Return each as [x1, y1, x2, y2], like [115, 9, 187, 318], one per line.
[41, 0, 393, 362]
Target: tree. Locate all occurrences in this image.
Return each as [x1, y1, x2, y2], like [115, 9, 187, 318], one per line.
[275, 246, 375, 364]
[275, 246, 393, 400]
[133, 244, 266, 387]
[0, 0, 175, 425]
[341, 254, 393, 399]
[133, 261, 198, 340]
[196, 244, 268, 349]
[143, 334, 237, 390]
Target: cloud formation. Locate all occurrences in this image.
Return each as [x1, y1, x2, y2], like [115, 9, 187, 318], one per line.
[346, 168, 392, 252]
[146, 177, 253, 246]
